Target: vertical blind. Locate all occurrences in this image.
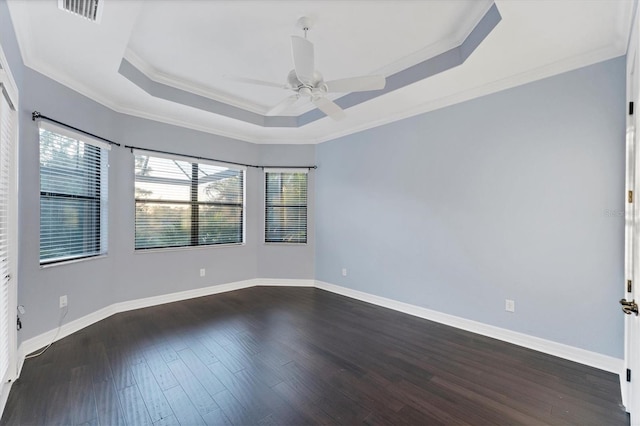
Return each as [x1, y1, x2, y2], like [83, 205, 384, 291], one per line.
[0, 84, 16, 386]
[39, 121, 109, 264]
[134, 152, 245, 249]
[265, 170, 308, 243]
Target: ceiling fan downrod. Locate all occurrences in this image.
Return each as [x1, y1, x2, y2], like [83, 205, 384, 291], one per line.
[296, 16, 313, 39]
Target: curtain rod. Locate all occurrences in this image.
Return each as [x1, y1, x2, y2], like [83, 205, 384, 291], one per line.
[32, 111, 121, 147]
[31, 111, 315, 169]
[125, 145, 317, 170]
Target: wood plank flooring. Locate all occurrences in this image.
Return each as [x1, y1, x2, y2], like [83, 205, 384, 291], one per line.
[1, 287, 629, 425]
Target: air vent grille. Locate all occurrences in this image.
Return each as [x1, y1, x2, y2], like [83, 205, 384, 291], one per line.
[58, 0, 102, 22]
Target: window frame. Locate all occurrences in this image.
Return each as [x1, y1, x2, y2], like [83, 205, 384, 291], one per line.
[264, 168, 308, 244]
[38, 121, 110, 266]
[134, 151, 246, 251]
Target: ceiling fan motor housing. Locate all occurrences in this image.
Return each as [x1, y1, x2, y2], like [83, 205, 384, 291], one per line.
[287, 70, 327, 97]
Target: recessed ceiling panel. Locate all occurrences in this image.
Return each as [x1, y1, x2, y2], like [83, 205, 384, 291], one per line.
[6, 0, 635, 143]
[126, 0, 492, 112]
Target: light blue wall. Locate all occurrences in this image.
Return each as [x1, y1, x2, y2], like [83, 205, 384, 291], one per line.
[1, 0, 315, 343]
[15, 68, 315, 342]
[1, 0, 626, 359]
[315, 57, 626, 358]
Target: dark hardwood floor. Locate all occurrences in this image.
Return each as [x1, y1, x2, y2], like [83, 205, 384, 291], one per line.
[1, 287, 629, 425]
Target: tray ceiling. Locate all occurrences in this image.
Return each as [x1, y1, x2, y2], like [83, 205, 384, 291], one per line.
[6, 0, 636, 144]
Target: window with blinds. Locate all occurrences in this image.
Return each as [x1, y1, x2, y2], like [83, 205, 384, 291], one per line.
[39, 122, 109, 264]
[265, 170, 308, 243]
[134, 153, 245, 250]
[0, 81, 17, 389]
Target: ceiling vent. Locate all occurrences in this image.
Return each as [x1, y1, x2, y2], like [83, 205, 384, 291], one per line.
[58, 0, 103, 23]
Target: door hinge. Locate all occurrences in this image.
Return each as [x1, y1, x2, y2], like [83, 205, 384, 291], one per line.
[630, 102, 635, 116]
[16, 316, 21, 331]
[629, 190, 634, 203]
[628, 280, 633, 293]
[627, 368, 632, 382]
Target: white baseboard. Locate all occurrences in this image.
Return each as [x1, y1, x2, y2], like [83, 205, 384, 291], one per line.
[14, 277, 623, 387]
[18, 279, 259, 374]
[0, 381, 11, 423]
[314, 280, 624, 375]
[254, 278, 315, 287]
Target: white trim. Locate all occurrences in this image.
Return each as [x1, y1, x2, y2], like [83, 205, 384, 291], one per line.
[16, 277, 312, 377]
[314, 46, 625, 145]
[124, 49, 269, 116]
[6, 0, 629, 146]
[120, 0, 493, 119]
[10, 276, 623, 409]
[254, 278, 315, 287]
[0, 381, 12, 424]
[314, 280, 624, 375]
[18, 279, 258, 363]
[0, 39, 19, 421]
[0, 55, 18, 109]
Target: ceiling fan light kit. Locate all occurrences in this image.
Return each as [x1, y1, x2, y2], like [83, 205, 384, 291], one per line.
[232, 16, 386, 120]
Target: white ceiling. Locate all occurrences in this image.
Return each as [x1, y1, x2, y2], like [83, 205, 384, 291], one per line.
[6, 0, 636, 144]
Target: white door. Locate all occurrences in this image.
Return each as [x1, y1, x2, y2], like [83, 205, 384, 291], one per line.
[0, 48, 18, 412]
[623, 6, 640, 422]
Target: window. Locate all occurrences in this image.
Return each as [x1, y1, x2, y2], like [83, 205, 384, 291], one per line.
[265, 170, 308, 243]
[134, 153, 244, 250]
[39, 122, 109, 264]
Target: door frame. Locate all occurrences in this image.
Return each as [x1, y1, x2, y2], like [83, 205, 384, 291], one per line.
[0, 41, 19, 416]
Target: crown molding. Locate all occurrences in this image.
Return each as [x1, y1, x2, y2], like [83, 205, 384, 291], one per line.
[114, 103, 271, 144]
[6, 0, 630, 145]
[124, 48, 270, 115]
[118, 4, 502, 131]
[13, 42, 626, 146]
[314, 44, 627, 145]
[121, 2, 495, 121]
[372, 0, 494, 77]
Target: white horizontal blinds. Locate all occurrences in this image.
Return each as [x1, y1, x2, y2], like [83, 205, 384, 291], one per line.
[39, 122, 109, 264]
[0, 87, 15, 385]
[265, 170, 308, 243]
[134, 153, 244, 249]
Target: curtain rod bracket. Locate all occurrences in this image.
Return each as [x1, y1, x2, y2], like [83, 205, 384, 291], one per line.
[32, 111, 41, 121]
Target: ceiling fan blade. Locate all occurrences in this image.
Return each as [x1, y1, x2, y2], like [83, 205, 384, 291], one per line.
[225, 76, 285, 89]
[312, 97, 346, 121]
[291, 36, 315, 85]
[267, 95, 299, 116]
[325, 75, 386, 93]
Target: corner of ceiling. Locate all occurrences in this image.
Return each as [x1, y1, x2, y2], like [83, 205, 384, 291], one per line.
[123, 48, 269, 115]
[5, 0, 33, 73]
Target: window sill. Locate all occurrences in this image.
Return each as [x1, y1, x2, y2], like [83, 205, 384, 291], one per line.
[134, 242, 246, 254]
[263, 242, 309, 246]
[40, 254, 108, 269]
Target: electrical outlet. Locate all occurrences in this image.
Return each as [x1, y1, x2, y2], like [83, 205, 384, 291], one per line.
[505, 299, 515, 313]
[60, 295, 68, 309]
[200, 268, 206, 277]
[341, 268, 347, 277]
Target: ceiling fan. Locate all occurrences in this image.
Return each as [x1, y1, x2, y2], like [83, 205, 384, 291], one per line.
[230, 17, 386, 121]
